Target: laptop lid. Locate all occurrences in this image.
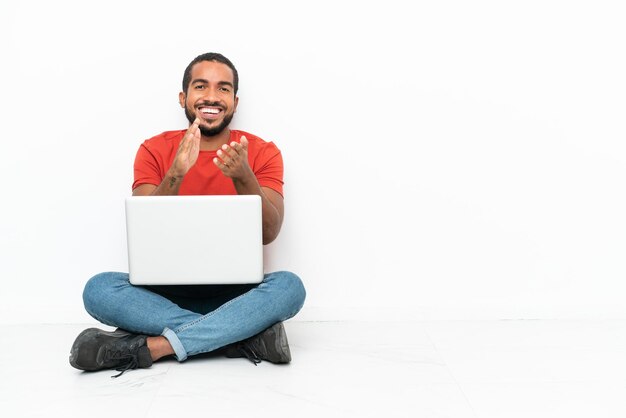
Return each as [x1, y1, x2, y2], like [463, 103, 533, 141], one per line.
[125, 195, 263, 285]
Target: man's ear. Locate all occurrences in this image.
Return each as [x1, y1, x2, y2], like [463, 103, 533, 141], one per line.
[234, 96, 239, 112]
[178, 92, 186, 108]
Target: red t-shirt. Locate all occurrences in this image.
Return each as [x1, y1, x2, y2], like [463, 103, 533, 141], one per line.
[133, 129, 284, 196]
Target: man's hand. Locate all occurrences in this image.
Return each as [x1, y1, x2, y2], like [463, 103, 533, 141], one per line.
[170, 118, 201, 177]
[133, 118, 201, 196]
[213, 136, 254, 180]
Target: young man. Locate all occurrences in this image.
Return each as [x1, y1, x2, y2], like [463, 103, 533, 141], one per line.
[69, 53, 306, 377]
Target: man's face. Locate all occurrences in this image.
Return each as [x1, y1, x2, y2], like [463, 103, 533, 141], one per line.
[179, 60, 239, 136]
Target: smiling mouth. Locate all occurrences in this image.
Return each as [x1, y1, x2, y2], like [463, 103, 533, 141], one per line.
[197, 106, 223, 120]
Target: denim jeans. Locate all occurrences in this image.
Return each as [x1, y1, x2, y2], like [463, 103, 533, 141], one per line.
[82, 271, 306, 361]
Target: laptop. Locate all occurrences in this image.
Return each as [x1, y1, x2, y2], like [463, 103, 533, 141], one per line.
[125, 195, 263, 285]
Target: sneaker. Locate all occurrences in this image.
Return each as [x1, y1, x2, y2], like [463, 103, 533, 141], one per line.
[69, 328, 153, 377]
[224, 322, 292, 365]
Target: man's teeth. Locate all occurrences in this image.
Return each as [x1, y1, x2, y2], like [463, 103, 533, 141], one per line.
[200, 108, 220, 114]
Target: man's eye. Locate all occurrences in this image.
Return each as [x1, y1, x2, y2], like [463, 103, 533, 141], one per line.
[195, 85, 205, 90]
[219, 87, 230, 92]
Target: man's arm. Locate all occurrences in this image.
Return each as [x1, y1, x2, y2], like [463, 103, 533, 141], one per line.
[213, 136, 284, 244]
[238, 184, 283, 245]
[133, 118, 202, 197]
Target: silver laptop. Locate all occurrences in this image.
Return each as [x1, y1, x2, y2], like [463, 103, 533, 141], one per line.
[125, 195, 263, 285]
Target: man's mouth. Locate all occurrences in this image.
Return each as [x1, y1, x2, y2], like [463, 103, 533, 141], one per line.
[197, 106, 223, 120]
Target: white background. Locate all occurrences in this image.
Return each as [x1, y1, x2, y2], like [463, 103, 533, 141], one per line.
[1, 0, 624, 323]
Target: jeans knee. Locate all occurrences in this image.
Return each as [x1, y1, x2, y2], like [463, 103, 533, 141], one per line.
[272, 271, 306, 314]
[83, 272, 128, 315]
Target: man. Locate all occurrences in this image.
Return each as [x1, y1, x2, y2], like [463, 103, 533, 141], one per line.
[69, 53, 306, 377]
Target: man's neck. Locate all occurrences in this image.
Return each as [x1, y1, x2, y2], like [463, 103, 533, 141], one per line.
[199, 129, 231, 151]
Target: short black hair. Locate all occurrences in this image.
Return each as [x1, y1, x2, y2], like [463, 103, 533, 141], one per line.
[182, 52, 239, 95]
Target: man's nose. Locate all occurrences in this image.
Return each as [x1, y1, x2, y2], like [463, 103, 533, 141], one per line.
[201, 87, 219, 102]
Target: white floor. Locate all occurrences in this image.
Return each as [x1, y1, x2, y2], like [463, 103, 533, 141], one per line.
[1, 320, 626, 417]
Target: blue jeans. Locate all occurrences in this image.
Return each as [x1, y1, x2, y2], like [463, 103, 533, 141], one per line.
[82, 271, 306, 361]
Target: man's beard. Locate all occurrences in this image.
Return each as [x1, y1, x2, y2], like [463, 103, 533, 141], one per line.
[184, 106, 234, 136]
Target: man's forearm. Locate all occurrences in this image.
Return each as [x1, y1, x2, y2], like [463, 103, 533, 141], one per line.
[132, 170, 184, 196]
[151, 172, 184, 195]
[232, 175, 282, 244]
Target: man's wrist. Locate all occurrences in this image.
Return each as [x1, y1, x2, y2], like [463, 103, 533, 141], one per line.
[233, 167, 256, 185]
[166, 166, 186, 179]
[232, 168, 260, 192]
[164, 170, 184, 188]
